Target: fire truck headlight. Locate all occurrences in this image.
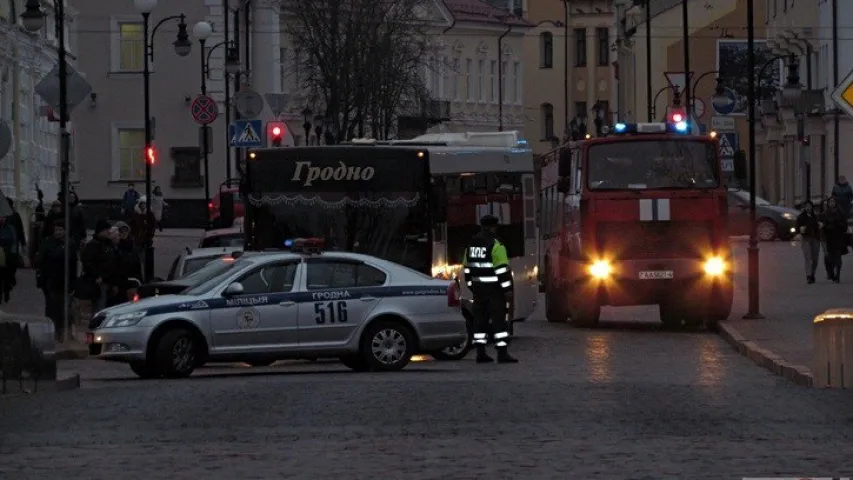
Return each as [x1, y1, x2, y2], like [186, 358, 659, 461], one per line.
[703, 257, 726, 276]
[588, 260, 612, 279]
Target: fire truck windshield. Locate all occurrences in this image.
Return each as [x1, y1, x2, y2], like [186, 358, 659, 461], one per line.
[587, 139, 719, 190]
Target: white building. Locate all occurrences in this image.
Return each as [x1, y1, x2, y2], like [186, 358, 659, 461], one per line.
[0, 0, 73, 224]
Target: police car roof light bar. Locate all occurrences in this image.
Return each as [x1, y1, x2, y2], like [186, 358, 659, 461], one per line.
[284, 237, 326, 254]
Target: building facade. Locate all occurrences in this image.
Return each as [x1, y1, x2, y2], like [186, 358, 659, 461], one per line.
[0, 0, 74, 227]
[71, 0, 232, 226]
[277, 0, 531, 141]
[524, 0, 616, 155]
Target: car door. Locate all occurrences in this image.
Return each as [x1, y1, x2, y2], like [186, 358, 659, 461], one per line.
[297, 258, 387, 349]
[209, 261, 300, 353]
[727, 192, 750, 235]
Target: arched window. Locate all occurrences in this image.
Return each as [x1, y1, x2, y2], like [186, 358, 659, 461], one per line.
[540, 32, 553, 69]
[541, 103, 554, 140]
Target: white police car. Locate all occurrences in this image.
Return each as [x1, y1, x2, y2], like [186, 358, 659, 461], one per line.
[87, 238, 466, 378]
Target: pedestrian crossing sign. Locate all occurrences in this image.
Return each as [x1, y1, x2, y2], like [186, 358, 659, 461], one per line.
[229, 120, 264, 147]
[718, 132, 737, 158]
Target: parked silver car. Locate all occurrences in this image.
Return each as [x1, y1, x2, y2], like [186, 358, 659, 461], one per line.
[87, 249, 465, 378]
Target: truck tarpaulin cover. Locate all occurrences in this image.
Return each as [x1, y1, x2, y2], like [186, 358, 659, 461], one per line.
[247, 147, 427, 208]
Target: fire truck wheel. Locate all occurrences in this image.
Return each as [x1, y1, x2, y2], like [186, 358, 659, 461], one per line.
[756, 218, 778, 241]
[569, 296, 600, 328]
[545, 279, 568, 323]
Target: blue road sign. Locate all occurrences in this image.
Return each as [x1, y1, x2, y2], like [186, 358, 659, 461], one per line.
[711, 87, 738, 115]
[229, 120, 263, 147]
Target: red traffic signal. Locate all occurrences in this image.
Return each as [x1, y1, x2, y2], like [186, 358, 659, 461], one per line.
[267, 122, 286, 147]
[145, 145, 157, 165]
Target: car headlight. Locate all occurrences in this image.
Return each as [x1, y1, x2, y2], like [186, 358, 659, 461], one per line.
[782, 212, 794, 220]
[101, 311, 148, 328]
[588, 260, 612, 279]
[703, 257, 726, 276]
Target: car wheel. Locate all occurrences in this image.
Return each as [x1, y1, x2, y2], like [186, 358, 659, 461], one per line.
[246, 359, 275, 367]
[153, 328, 198, 378]
[431, 320, 472, 361]
[361, 320, 414, 371]
[756, 218, 778, 241]
[129, 361, 160, 379]
[340, 355, 369, 371]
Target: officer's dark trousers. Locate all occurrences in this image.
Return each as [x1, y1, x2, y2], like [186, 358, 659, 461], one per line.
[471, 292, 510, 348]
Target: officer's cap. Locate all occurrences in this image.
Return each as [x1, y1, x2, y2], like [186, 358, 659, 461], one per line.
[480, 215, 499, 227]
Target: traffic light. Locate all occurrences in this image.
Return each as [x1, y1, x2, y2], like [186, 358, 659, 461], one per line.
[145, 145, 157, 165]
[267, 122, 286, 147]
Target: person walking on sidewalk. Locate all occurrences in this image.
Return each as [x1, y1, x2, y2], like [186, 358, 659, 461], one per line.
[0, 216, 17, 304]
[821, 197, 849, 283]
[150, 186, 168, 232]
[121, 184, 140, 221]
[36, 220, 77, 342]
[797, 200, 821, 283]
[81, 220, 121, 312]
[832, 175, 853, 218]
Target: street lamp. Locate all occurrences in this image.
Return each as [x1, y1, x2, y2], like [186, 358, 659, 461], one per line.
[302, 107, 313, 145]
[202, 40, 237, 182]
[225, 46, 241, 75]
[193, 21, 213, 218]
[134, 0, 191, 281]
[20, 0, 74, 343]
[314, 115, 325, 145]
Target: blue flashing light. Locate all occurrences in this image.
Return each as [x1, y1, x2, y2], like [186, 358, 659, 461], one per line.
[613, 123, 627, 133]
[284, 239, 294, 247]
[674, 121, 688, 132]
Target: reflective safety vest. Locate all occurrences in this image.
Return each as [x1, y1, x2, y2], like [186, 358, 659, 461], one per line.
[463, 234, 513, 293]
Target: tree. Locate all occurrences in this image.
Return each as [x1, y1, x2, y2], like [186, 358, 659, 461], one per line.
[279, 0, 432, 140]
[717, 40, 782, 114]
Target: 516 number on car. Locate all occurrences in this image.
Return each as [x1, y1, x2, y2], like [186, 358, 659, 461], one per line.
[314, 301, 347, 324]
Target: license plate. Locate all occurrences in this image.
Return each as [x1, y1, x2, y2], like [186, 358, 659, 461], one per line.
[639, 270, 673, 280]
[85, 332, 94, 344]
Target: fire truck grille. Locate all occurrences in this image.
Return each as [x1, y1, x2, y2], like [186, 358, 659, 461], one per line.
[597, 221, 713, 259]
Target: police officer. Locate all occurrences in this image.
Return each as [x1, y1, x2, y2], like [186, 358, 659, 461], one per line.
[463, 214, 518, 364]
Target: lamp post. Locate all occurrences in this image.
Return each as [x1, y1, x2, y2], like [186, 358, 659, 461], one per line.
[650, 85, 681, 119]
[302, 107, 312, 145]
[192, 21, 213, 217]
[681, 0, 691, 118]
[20, 0, 73, 342]
[134, 0, 192, 281]
[743, 0, 761, 319]
[223, 45, 240, 179]
[645, 1, 652, 122]
[314, 115, 324, 145]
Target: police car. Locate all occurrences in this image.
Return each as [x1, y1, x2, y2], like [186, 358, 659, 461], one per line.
[87, 238, 466, 378]
[166, 246, 245, 280]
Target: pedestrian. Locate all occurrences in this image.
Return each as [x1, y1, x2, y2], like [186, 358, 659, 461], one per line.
[462, 214, 518, 364]
[114, 221, 142, 304]
[0, 215, 18, 304]
[67, 191, 87, 248]
[121, 183, 140, 221]
[36, 220, 77, 342]
[130, 199, 156, 275]
[80, 219, 121, 312]
[41, 200, 62, 240]
[832, 175, 853, 218]
[796, 200, 821, 283]
[150, 186, 168, 232]
[5, 199, 26, 292]
[821, 197, 849, 283]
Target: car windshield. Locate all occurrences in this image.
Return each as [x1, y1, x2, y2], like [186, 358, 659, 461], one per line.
[201, 234, 244, 248]
[180, 255, 226, 278]
[729, 190, 771, 206]
[183, 258, 254, 295]
[587, 139, 719, 190]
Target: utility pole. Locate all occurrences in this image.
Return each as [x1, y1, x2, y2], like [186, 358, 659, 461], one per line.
[681, 0, 690, 117]
[832, 0, 839, 183]
[743, 0, 763, 320]
[645, 1, 652, 122]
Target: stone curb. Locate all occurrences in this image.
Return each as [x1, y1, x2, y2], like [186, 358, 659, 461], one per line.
[56, 346, 88, 360]
[718, 321, 813, 386]
[0, 374, 80, 397]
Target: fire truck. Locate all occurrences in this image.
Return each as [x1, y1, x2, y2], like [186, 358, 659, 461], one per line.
[538, 117, 732, 330]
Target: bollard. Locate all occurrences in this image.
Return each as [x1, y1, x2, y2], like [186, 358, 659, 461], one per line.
[812, 308, 853, 388]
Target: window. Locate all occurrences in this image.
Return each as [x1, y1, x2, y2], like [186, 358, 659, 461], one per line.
[596, 28, 609, 66]
[167, 256, 180, 280]
[540, 32, 553, 68]
[490, 60, 497, 102]
[575, 101, 587, 118]
[306, 261, 387, 289]
[501, 61, 507, 103]
[574, 28, 587, 66]
[466, 59, 474, 101]
[117, 22, 144, 71]
[170, 146, 203, 187]
[116, 128, 145, 181]
[452, 58, 461, 101]
[597, 101, 610, 125]
[478, 59, 486, 101]
[512, 62, 522, 104]
[541, 103, 555, 140]
[238, 263, 299, 295]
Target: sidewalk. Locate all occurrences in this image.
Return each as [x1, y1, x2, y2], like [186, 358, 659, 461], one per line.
[721, 240, 843, 386]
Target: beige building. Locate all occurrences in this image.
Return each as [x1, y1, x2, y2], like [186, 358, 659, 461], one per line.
[72, 0, 229, 225]
[523, 0, 616, 155]
[277, 0, 531, 140]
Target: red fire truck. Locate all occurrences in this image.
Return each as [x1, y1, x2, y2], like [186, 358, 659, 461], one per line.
[538, 119, 732, 330]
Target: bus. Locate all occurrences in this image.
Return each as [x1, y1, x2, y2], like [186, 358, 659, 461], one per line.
[538, 121, 732, 330]
[243, 131, 538, 352]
